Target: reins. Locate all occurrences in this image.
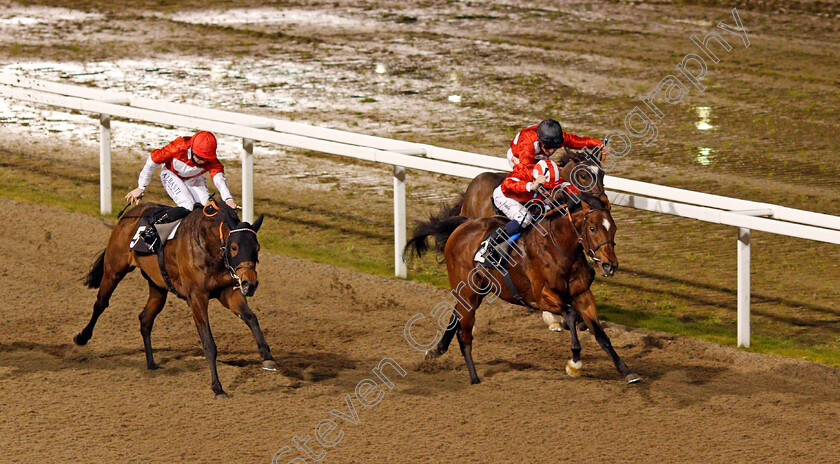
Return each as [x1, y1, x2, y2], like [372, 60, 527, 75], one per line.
[543, 203, 614, 265]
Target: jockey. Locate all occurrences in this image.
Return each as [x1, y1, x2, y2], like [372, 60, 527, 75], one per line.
[125, 131, 237, 224]
[474, 159, 580, 264]
[507, 119, 603, 169]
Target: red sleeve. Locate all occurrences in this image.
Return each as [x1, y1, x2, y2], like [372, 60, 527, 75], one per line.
[510, 125, 540, 167]
[206, 159, 225, 178]
[562, 132, 602, 150]
[501, 165, 535, 195]
[150, 137, 189, 164]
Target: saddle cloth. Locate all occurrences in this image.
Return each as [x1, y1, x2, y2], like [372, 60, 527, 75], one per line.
[129, 209, 183, 255]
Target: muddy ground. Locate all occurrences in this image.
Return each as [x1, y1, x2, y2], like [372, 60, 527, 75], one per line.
[1, 1, 839, 462]
[1, 200, 840, 463]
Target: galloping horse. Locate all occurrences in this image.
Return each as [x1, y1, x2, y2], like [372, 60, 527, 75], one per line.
[77, 200, 275, 398]
[451, 147, 611, 331]
[405, 194, 640, 384]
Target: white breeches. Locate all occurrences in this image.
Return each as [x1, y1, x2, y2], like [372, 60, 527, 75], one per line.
[492, 186, 534, 227]
[160, 169, 210, 210]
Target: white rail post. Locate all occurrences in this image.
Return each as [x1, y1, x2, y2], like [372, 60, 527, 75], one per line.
[737, 227, 751, 348]
[241, 138, 254, 223]
[394, 165, 407, 278]
[99, 113, 112, 215]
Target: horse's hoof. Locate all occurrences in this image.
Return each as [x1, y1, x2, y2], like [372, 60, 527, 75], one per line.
[215, 392, 229, 399]
[565, 359, 582, 377]
[470, 377, 481, 385]
[625, 373, 642, 384]
[424, 349, 440, 360]
[262, 360, 277, 371]
[147, 363, 161, 370]
[548, 322, 563, 332]
[73, 334, 88, 346]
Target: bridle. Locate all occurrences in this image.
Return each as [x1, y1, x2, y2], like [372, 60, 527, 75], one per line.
[542, 202, 615, 265]
[568, 209, 615, 264]
[218, 223, 257, 288]
[203, 202, 257, 289]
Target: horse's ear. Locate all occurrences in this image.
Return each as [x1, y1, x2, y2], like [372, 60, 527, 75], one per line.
[251, 214, 264, 233]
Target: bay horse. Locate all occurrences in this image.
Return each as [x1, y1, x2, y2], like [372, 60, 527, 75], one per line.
[452, 148, 611, 331]
[405, 194, 640, 385]
[77, 200, 275, 398]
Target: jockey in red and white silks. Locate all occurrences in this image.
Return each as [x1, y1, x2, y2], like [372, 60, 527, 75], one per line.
[506, 119, 603, 169]
[125, 131, 237, 210]
[475, 159, 579, 264]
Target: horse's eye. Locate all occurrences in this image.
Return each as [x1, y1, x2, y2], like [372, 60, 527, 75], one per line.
[231, 244, 238, 251]
[589, 227, 595, 232]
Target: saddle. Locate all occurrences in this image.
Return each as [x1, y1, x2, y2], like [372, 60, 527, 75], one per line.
[129, 207, 184, 255]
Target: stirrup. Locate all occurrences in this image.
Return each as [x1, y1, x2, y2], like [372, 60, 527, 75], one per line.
[140, 226, 160, 253]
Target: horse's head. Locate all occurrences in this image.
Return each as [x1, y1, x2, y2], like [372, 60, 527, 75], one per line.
[560, 154, 604, 194]
[213, 202, 265, 297]
[577, 195, 618, 277]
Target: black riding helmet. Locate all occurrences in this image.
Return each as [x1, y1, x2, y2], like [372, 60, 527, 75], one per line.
[536, 119, 564, 150]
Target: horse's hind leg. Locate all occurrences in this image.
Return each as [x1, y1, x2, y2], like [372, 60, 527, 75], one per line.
[424, 311, 460, 360]
[452, 297, 483, 385]
[139, 283, 168, 370]
[572, 290, 641, 384]
[75, 250, 132, 346]
[219, 287, 276, 371]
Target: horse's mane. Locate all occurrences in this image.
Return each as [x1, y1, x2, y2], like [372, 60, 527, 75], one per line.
[580, 193, 607, 211]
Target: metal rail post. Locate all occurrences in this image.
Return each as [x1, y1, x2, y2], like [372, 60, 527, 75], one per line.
[99, 113, 112, 215]
[394, 165, 407, 278]
[737, 227, 751, 347]
[241, 138, 254, 223]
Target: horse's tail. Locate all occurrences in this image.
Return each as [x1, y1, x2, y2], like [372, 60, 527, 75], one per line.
[445, 192, 465, 219]
[84, 249, 106, 289]
[404, 207, 469, 260]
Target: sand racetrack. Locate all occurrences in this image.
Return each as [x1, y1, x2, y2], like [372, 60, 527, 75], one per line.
[1, 199, 839, 464]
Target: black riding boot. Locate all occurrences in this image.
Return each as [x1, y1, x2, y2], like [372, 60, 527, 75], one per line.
[474, 220, 522, 264]
[491, 220, 523, 261]
[140, 206, 191, 251]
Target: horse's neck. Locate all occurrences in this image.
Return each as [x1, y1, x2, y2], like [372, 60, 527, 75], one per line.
[194, 217, 225, 264]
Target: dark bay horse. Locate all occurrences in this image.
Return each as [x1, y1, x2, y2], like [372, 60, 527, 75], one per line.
[405, 195, 640, 385]
[78, 200, 275, 398]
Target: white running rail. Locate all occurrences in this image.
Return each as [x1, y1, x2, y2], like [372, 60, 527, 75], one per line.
[2, 75, 838, 348]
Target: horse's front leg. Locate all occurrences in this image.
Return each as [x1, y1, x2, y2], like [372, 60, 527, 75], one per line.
[561, 305, 582, 377]
[571, 290, 641, 384]
[189, 294, 226, 398]
[219, 287, 276, 371]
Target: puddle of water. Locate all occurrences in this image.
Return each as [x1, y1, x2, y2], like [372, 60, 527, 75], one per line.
[166, 8, 362, 28]
[696, 147, 714, 166]
[695, 106, 714, 131]
[0, 5, 103, 25]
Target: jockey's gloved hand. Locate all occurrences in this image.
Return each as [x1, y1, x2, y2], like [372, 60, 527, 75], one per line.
[126, 188, 145, 205]
[529, 174, 547, 191]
